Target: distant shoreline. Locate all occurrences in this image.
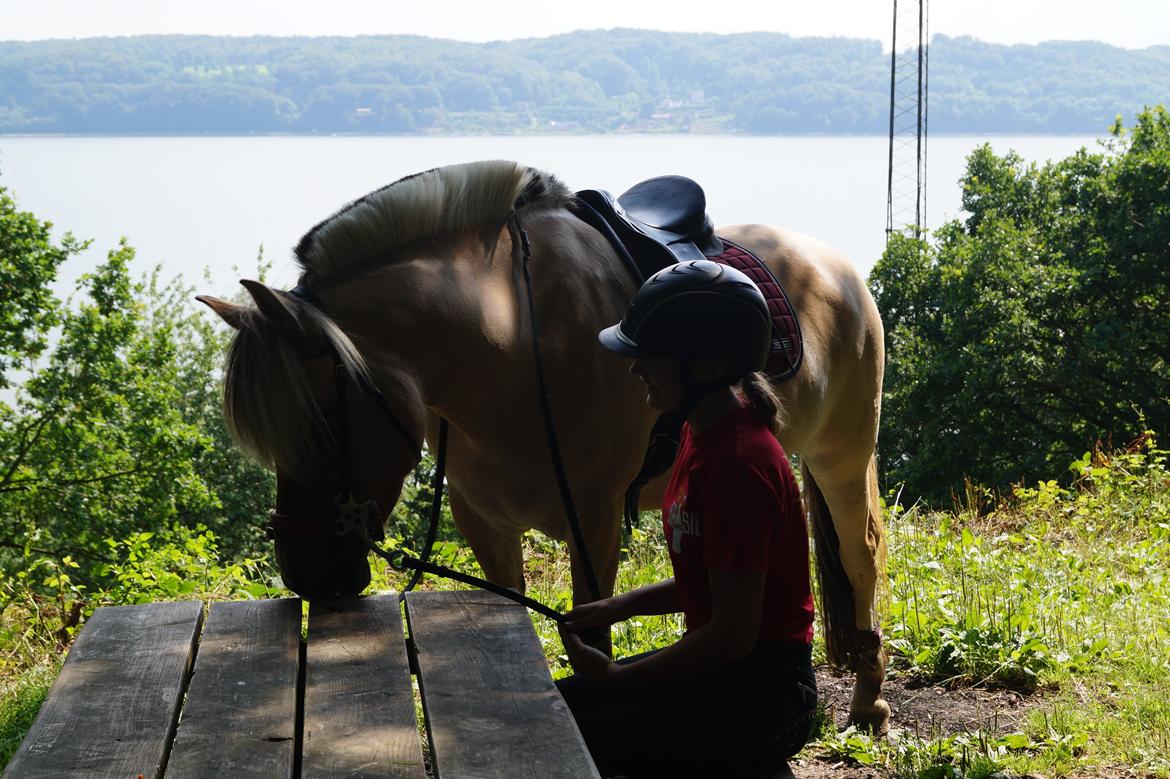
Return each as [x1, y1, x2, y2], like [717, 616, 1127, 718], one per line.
[3, 32, 1164, 137]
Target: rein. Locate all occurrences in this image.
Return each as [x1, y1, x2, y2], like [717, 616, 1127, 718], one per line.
[269, 208, 603, 620]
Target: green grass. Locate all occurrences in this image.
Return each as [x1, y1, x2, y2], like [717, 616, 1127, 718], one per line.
[812, 439, 1170, 777]
[0, 663, 58, 767]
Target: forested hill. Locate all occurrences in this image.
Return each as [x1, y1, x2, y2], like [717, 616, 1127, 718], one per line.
[2, 31, 1168, 134]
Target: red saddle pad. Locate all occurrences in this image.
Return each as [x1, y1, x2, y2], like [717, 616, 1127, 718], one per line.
[709, 238, 803, 382]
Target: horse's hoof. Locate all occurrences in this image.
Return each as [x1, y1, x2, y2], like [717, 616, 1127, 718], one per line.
[847, 698, 891, 736]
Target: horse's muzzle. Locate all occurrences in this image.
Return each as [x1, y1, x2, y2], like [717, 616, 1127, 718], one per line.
[273, 533, 372, 601]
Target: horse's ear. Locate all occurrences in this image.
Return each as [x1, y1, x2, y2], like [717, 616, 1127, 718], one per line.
[239, 279, 303, 336]
[195, 295, 248, 330]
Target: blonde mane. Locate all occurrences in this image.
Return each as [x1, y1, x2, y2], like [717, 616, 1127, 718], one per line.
[294, 160, 572, 280]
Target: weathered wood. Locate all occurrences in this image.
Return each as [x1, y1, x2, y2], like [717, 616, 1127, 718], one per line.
[166, 598, 301, 777]
[2, 600, 203, 779]
[405, 590, 598, 779]
[302, 594, 425, 779]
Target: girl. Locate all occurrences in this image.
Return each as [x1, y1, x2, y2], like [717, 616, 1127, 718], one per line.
[557, 260, 817, 778]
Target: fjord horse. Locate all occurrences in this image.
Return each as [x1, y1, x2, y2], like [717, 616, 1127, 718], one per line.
[198, 161, 890, 732]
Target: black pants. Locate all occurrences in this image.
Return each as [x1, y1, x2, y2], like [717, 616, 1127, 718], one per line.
[555, 642, 817, 778]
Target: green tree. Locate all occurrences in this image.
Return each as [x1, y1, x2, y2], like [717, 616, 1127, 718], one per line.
[871, 108, 1170, 502]
[0, 187, 81, 388]
[0, 184, 274, 586]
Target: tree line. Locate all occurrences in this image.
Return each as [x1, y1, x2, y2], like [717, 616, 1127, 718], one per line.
[1, 31, 1168, 134]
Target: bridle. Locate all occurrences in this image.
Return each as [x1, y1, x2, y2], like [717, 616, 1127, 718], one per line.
[261, 207, 603, 622]
[263, 334, 422, 545]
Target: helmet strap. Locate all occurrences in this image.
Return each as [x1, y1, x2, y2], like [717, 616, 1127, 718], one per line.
[676, 359, 737, 419]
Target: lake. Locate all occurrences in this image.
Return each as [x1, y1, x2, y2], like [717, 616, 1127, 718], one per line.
[0, 134, 1101, 296]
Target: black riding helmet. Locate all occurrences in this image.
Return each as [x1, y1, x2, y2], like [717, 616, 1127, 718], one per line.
[598, 259, 771, 383]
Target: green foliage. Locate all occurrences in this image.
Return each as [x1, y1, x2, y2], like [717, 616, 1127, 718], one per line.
[886, 435, 1169, 691]
[882, 438, 1170, 775]
[0, 186, 84, 387]
[0, 526, 281, 669]
[815, 722, 1092, 778]
[0, 182, 276, 591]
[872, 108, 1170, 501]
[0, 664, 55, 769]
[1, 34, 1167, 134]
[98, 527, 281, 605]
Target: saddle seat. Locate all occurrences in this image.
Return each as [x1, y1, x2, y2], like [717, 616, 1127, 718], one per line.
[574, 175, 724, 281]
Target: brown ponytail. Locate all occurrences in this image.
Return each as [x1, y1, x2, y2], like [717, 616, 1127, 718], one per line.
[738, 371, 785, 435]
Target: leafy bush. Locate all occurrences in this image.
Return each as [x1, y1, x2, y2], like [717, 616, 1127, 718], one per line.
[872, 109, 1170, 502]
[0, 526, 281, 678]
[0, 180, 276, 589]
[815, 723, 1089, 778]
[885, 433, 1169, 692]
[98, 526, 281, 605]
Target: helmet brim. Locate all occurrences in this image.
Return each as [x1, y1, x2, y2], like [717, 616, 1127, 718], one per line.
[597, 324, 646, 357]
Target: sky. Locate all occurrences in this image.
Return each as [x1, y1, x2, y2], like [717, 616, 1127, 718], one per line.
[2, 0, 1169, 49]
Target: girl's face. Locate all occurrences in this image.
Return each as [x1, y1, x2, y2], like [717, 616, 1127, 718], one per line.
[629, 357, 685, 411]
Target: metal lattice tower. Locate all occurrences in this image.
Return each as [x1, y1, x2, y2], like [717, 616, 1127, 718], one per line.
[886, 0, 929, 240]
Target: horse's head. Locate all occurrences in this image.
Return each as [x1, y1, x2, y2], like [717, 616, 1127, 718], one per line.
[197, 280, 425, 600]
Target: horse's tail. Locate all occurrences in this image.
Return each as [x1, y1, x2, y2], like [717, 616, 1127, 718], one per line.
[802, 453, 887, 668]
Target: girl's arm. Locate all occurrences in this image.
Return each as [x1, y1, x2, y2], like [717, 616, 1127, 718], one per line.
[561, 567, 766, 685]
[562, 579, 682, 633]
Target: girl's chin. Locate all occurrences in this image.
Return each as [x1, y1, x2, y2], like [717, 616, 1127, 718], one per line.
[645, 390, 680, 412]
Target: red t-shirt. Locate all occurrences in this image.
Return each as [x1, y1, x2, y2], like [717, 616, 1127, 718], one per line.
[661, 405, 814, 644]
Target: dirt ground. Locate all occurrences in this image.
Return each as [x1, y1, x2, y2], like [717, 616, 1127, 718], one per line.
[791, 667, 1141, 779]
[816, 665, 1036, 738]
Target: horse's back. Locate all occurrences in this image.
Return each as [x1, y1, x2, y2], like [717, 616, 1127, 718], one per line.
[719, 224, 874, 320]
[719, 224, 884, 458]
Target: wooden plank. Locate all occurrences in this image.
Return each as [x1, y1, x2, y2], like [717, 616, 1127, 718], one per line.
[166, 598, 301, 777]
[2, 600, 203, 779]
[302, 594, 425, 779]
[405, 590, 599, 779]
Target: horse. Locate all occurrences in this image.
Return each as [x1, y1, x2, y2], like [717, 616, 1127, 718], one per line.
[197, 160, 890, 733]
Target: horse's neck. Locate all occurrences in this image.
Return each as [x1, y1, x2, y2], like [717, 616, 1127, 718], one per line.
[325, 225, 526, 412]
[323, 213, 639, 438]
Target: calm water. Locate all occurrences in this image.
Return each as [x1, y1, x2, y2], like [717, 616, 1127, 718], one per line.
[0, 134, 1101, 296]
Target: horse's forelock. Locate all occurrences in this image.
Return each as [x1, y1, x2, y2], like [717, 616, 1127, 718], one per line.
[222, 304, 369, 476]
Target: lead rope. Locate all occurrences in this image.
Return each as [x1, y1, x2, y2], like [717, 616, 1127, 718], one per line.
[353, 415, 565, 622]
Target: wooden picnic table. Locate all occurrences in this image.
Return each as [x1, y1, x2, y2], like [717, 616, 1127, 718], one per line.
[4, 590, 599, 778]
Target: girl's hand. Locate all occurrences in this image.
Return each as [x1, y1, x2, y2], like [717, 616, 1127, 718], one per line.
[562, 595, 625, 633]
[559, 624, 621, 683]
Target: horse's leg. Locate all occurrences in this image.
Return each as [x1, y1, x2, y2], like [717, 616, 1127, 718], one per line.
[448, 485, 525, 592]
[568, 497, 622, 657]
[803, 454, 891, 735]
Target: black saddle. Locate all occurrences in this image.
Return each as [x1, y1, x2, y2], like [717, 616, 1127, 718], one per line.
[573, 175, 725, 283]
